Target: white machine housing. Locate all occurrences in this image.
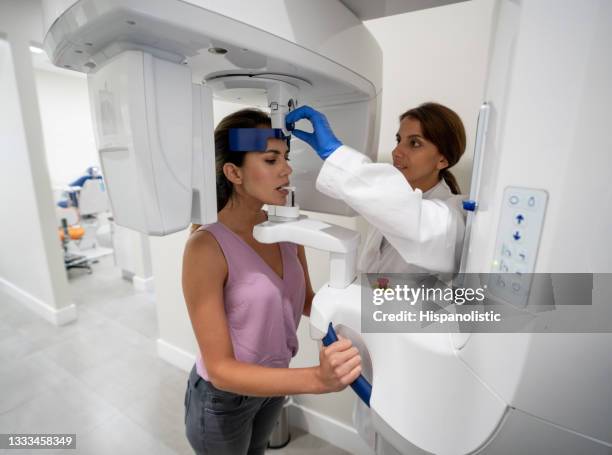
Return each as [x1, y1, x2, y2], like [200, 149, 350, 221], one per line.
[42, 0, 384, 235]
[254, 216, 360, 289]
[87, 50, 194, 235]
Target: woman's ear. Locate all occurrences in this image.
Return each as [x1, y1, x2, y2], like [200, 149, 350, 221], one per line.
[223, 163, 243, 185]
[437, 156, 449, 171]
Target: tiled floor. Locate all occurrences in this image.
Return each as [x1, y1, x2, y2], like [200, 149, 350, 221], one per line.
[0, 256, 349, 455]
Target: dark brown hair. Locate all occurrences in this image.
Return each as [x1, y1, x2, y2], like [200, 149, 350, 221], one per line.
[400, 102, 466, 194]
[190, 108, 271, 234]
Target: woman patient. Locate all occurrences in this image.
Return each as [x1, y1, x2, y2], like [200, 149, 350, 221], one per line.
[183, 108, 362, 455]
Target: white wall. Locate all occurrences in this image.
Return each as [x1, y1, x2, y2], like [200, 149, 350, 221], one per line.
[151, 230, 195, 369]
[365, 0, 497, 193]
[33, 68, 99, 187]
[0, 0, 75, 325]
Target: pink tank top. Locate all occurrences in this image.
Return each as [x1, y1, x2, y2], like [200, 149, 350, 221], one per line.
[195, 222, 306, 380]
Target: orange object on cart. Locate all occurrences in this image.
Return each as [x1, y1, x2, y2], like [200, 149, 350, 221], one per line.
[58, 225, 85, 241]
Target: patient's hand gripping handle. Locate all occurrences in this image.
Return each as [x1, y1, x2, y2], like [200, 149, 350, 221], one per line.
[321, 323, 372, 407]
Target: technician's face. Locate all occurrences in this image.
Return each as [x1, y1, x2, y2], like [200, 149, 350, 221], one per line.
[240, 138, 292, 206]
[391, 117, 448, 188]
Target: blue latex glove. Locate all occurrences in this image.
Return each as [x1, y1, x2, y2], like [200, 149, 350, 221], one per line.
[285, 106, 342, 159]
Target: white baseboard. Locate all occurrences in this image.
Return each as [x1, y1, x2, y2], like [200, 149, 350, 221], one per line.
[0, 277, 77, 326]
[133, 275, 154, 291]
[288, 400, 374, 455]
[157, 338, 195, 372]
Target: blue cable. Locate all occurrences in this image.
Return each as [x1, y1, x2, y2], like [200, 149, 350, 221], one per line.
[321, 323, 372, 407]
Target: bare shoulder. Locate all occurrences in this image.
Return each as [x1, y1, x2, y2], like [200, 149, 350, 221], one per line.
[183, 228, 227, 282]
[185, 228, 221, 255]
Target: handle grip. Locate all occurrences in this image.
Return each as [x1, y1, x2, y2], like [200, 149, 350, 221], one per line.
[321, 323, 372, 407]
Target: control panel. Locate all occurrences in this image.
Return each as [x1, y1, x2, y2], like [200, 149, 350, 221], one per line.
[489, 187, 548, 306]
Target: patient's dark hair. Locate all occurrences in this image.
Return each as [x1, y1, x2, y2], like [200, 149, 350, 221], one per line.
[190, 109, 271, 234]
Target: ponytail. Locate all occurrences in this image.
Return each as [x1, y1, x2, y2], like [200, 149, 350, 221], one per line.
[440, 168, 461, 195]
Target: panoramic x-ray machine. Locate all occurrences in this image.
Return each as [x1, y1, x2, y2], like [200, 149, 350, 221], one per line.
[43, 0, 612, 454]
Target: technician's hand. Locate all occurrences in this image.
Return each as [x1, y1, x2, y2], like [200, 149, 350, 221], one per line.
[316, 338, 362, 393]
[285, 106, 343, 159]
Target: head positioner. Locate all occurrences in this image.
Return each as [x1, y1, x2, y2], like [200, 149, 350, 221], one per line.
[228, 128, 290, 152]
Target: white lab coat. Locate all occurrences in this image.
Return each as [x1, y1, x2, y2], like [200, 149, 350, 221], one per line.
[317, 145, 466, 275]
[316, 145, 467, 453]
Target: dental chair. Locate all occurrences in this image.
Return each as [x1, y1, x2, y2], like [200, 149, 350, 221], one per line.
[56, 168, 113, 273]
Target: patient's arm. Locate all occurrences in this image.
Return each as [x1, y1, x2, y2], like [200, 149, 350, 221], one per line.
[182, 231, 361, 397]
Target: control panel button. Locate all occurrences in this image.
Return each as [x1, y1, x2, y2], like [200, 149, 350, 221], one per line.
[514, 212, 526, 226]
[501, 244, 512, 257]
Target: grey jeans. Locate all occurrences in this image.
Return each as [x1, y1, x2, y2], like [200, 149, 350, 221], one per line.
[184, 365, 285, 455]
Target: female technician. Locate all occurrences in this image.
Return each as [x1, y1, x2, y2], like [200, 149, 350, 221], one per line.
[285, 102, 467, 276]
[286, 103, 468, 452]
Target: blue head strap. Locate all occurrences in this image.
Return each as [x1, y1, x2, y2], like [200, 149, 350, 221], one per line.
[228, 128, 289, 152]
